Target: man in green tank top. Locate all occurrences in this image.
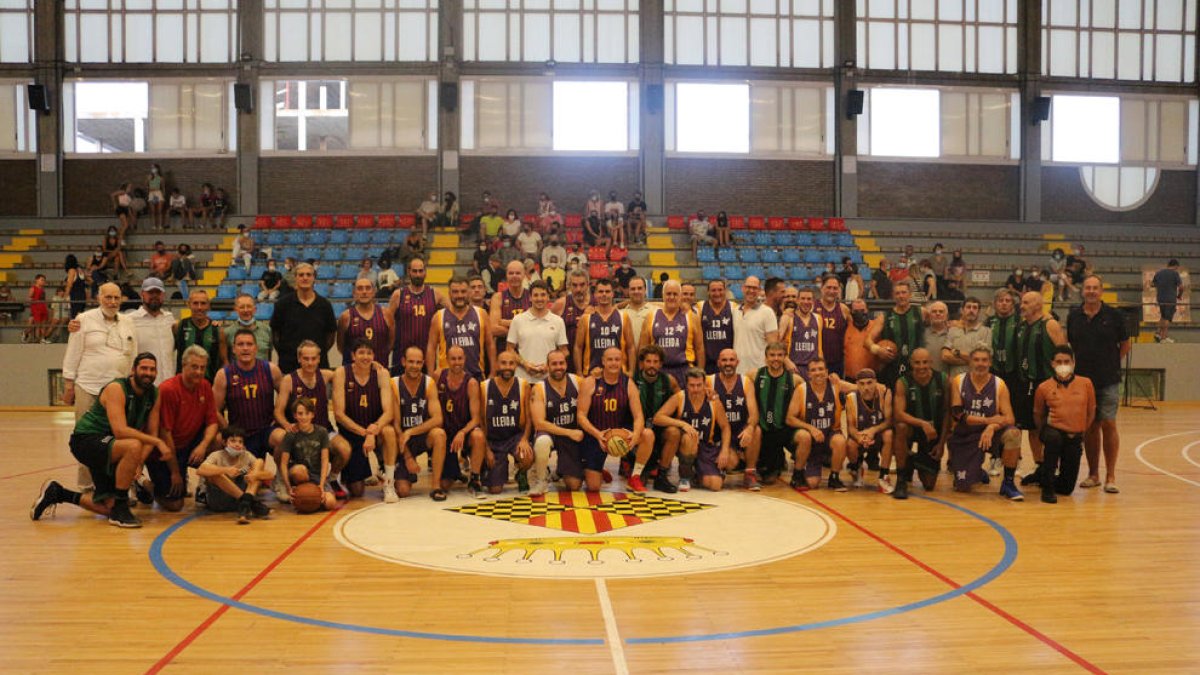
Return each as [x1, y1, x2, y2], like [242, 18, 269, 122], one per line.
[631, 344, 680, 488]
[988, 289, 1020, 380]
[753, 341, 804, 485]
[31, 353, 171, 528]
[1013, 291, 1067, 487]
[890, 348, 950, 499]
[175, 289, 227, 382]
[866, 282, 926, 388]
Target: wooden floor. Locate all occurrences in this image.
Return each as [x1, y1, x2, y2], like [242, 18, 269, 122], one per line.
[4, 404, 1200, 674]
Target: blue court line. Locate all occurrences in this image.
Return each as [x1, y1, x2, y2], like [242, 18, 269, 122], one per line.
[624, 494, 1019, 644]
[149, 494, 1015, 646]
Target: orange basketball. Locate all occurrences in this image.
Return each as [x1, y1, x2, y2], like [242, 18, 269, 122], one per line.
[292, 482, 324, 514]
[876, 339, 898, 363]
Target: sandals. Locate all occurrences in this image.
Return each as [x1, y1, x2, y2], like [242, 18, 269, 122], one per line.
[1079, 477, 1101, 489]
[430, 488, 448, 502]
[1103, 483, 1120, 494]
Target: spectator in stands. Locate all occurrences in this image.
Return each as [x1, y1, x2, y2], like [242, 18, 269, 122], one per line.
[1023, 267, 1045, 295]
[914, 260, 937, 302]
[627, 206, 648, 245]
[259, 259, 283, 303]
[192, 183, 216, 228]
[653, 272, 669, 300]
[64, 254, 87, 319]
[25, 274, 49, 343]
[502, 209, 523, 239]
[942, 278, 966, 319]
[843, 263, 864, 303]
[478, 200, 504, 243]
[566, 243, 586, 270]
[482, 256, 503, 295]
[211, 187, 231, 228]
[713, 211, 731, 247]
[376, 260, 400, 299]
[543, 255, 565, 293]
[627, 190, 647, 215]
[871, 259, 893, 301]
[87, 246, 107, 294]
[0, 283, 13, 324]
[889, 258, 911, 287]
[946, 249, 966, 290]
[606, 214, 625, 250]
[170, 243, 197, 299]
[541, 235, 566, 271]
[48, 286, 70, 342]
[689, 211, 716, 257]
[417, 191, 440, 238]
[1049, 248, 1073, 301]
[497, 235, 522, 267]
[517, 221, 542, 259]
[111, 183, 135, 236]
[537, 192, 559, 232]
[585, 190, 603, 217]
[356, 258, 377, 287]
[604, 191, 625, 220]
[399, 230, 426, 267]
[583, 213, 604, 247]
[930, 243, 947, 293]
[439, 191, 459, 231]
[1150, 258, 1186, 343]
[233, 224, 255, 271]
[473, 240, 492, 274]
[166, 188, 190, 229]
[281, 256, 297, 292]
[613, 259, 637, 294]
[1005, 267, 1025, 293]
[147, 163, 166, 230]
[523, 259, 542, 288]
[148, 241, 174, 279]
[101, 227, 128, 278]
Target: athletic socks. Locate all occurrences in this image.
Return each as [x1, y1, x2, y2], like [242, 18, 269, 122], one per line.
[61, 487, 82, 505]
[879, 467, 890, 479]
[632, 461, 646, 477]
[384, 464, 396, 481]
[1004, 466, 1016, 481]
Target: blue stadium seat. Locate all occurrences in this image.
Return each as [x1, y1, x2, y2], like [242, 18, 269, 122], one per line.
[261, 231, 283, 246]
[338, 263, 358, 279]
[701, 264, 721, 280]
[815, 233, 833, 247]
[239, 282, 257, 297]
[314, 282, 331, 297]
[861, 267, 873, 282]
[767, 264, 788, 279]
[226, 267, 247, 281]
[215, 283, 237, 300]
[728, 283, 743, 301]
[782, 249, 801, 263]
[745, 265, 767, 279]
[761, 249, 781, 263]
[751, 232, 772, 246]
[773, 232, 791, 246]
[723, 264, 744, 279]
[803, 250, 822, 264]
[697, 248, 717, 262]
[793, 233, 815, 248]
[835, 233, 854, 247]
[208, 310, 225, 322]
[277, 246, 299, 261]
[249, 264, 266, 279]
[344, 247, 367, 262]
[369, 230, 393, 245]
[329, 229, 349, 245]
[286, 230, 306, 244]
[255, 304, 274, 321]
[717, 248, 738, 263]
[298, 246, 320, 260]
[847, 249, 864, 264]
[307, 230, 330, 245]
[739, 248, 760, 263]
[332, 282, 354, 298]
[350, 230, 371, 245]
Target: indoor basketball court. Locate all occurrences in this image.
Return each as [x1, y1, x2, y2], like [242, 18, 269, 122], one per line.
[5, 405, 1199, 674]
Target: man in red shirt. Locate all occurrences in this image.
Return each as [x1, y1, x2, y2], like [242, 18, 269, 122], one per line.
[150, 344, 221, 511]
[148, 241, 175, 279]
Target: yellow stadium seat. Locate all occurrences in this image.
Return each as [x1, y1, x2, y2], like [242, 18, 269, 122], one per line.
[427, 267, 453, 285]
[428, 250, 457, 265]
[648, 252, 677, 267]
[646, 235, 674, 250]
[431, 234, 459, 248]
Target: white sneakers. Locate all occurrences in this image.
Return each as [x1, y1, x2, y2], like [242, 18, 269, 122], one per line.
[877, 476, 895, 494]
[383, 481, 399, 503]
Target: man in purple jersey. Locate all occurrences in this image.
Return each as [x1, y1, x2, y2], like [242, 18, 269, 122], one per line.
[438, 345, 487, 497]
[338, 278, 394, 367]
[391, 346, 448, 500]
[552, 268, 592, 361]
[948, 347, 1024, 501]
[654, 368, 733, 492]
[271, 340, 351, 498]
[333, 339, 397, 500]
[531, 349, 585, 493]
[780, 286, 822, 378]
[639, 280, 704, 388]
[387, 258, 448, 375]
[578, 347, 658, 494]
[575, 278, 635, 377]
[488, 260, 531, 374]
[814, 275, 851, 377]
[481, 350, 533, 494]
[707, 348, 760, 490]
[213, 328, 282, 461]
[697, 279, 735, 375]
[427, 275, 492, 380]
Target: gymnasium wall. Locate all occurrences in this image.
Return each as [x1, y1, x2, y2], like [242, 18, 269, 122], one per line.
[258, 156, 437, 215]
[458, 156, 640, 215]
[663, 158, 834, 216]
[0, 160, 37, 217]
[1041, 167, 1197, 224]
[857, 162, 1020, 220]
[63, 158, 237, 217]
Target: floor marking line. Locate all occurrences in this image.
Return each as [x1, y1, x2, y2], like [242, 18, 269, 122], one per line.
[595, 579, 630, 675]
[1180, 441, 1200, 471]
[803, 493, 1105, 675]
[1, 463, 75, 480]
[1134, 430, 1200, 488]
[145, 505, 343, 674]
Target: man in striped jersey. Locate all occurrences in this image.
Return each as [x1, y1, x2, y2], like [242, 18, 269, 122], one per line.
[387, 258, 447, 376]
[866, 282, 926, 388]
[553, 268, 592, 363]
[272, 340, 351, 499]
[338, 278, 394, 368]
[654, 368, 733, 492]
[437, 344, 487, 498]
[844, 368, 892, 490]
[213, 328, 282, 462]
[779, 286, 821, 378]
[708, 348, 760, 490]
[891, 348, 949, 499]
[1014, 291, 1067, 487]
[578, 347, 659, 494]
[426, 275, 492, 381]
[754, 342, 805, 486]
[488, 260, 531, 373]
[531, 349, 586, 493]
[392, 346, 448, 501]
[574, 278, 635, 377]
[333, 339, 397, 500]
[790, 358, 848, 491]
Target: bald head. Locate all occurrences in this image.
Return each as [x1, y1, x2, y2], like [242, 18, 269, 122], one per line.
[927, 301, 948, 327]
[1020, 291, 1043, 320]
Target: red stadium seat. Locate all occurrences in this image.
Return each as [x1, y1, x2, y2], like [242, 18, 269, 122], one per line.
[254, 215, 272, 229]
[828, 217, 846, 231]
[768, 217, 786, 230]
[335, 214, 354, 228]
[565, 229, 583, 244]
[807, 217, 827, 231]
[747, 216, 766, 230]
[315, 214, 334, 228]
[609, 247, 627, 262]
[355, 214, 375, 229]
[294, 215, 313, 229]
[399, 213, 417, 229]
[729, 215, 745, 230]
[589, 262, 610, 279]
[667, 215, 686, 230]
[588, 246, 608, 262]
[274, 215, 294, 228]
[787, 217, 807, 230]
[377, 214, 397, 228]
[564, 214, 582, 228]
[522, 214, 536, 226]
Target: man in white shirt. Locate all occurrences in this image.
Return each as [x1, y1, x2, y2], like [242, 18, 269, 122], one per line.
[62, 282, 139, 490]
[541, 235, 567, 270]
[733, 276, 780, 376]
[942, 296, 992, 380]
[126, 277, 176, 385]
[506, 281, 568, 383]
[516, 222, 542, 259]
[689, 211, 715, 256]
[623, 276, 654, 347]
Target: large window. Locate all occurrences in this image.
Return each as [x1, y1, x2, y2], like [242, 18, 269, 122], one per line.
[666, 81, 832, 156]
[64, 0, 238, 64]
[0, 1, 34, 63]
[857, 86, 1019, 161]
[664, 0, 835, 68]
[1043, 0, 1197, 82]
[260, 78, 437, 153]
[856, 0, 1019, 74]
[64, 80, 235, 154]
[461, 78, 638, 153]
[264, 0, 438, 62]
[463, 0, 639, 63]
[0, 82, 37, 153]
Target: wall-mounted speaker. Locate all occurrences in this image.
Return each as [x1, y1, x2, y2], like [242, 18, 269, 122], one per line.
[846, 89, 864, 119]
[441, 82, 458, 113]
[27, 84, 50, 114]
[646, 83, 663, 115]
[1031, 96, 1052, 125]
[234, 83, 253, 113]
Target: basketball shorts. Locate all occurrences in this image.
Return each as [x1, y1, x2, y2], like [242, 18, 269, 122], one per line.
[1160, 302, 1177, 322]
[804, 432, 843, 476]
[145, 433, 203, 500]
[486, 434, 524, 488]
[543, 434, 586, 479]
[948, 425, 1014, 490]
[907, 431, 943, 477]
[242, 426, 274, 460]
[696, 441, 722, 478]
[68, 433, 118, 501]
[576, 436, 610, 475]
[341, 431, 375, 485]
[1012, 379, 1043, 430]
[758, 427, 794, 477]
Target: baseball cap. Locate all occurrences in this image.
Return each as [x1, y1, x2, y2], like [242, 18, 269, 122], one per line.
[141, 277, 165, 292]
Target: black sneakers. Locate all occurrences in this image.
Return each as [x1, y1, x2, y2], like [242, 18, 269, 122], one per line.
[1020, 471, 1041, 487]
[249, 496, 274, 519]
[828, 473, 848, 493]
[892, 480, 909, 500]
[108, 500, 142, 528]
[133, 479, 154, 506]
[237, 497, 252, 525]
[653, 473, 678, 494]
[30, 479, 63, 521]
[789, 469, 807, 490]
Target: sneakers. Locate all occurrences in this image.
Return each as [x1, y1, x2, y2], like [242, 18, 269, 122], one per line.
[383, 481, 400, 503]
[601, 469, 613, 484]
[249, 497, 273, 519]
[744, 472, 761, 491]
[877, 476, 895, 495]
[828, 473, 847, 492]
[515, 470, 530, 494]
[677, 477, 691, 492]
[467, 476, 486, 499]
[1000, 480, 1025, 502]
[134, 478, 154, 506]
[626, 474, 647, 494]
[528, 472, 548, 497]
[851, 466, 865, 489]
[329, 479, 347, 500]
[274, 475, 292, 503]
[653, 473, 678, 494]
[30, 479, 63, 521]
[987, 456, 1002, 476]
[108, 500, 143, 528]
[195, 484, 208, 507]
[1041, 488, 1058, 504]
[1020, 472, 1041, 487]
[237, 498, 252, 525]
[789, 469, 807, 491]
[892, 479, 909, 500]
[1161, 336, 1176, 344]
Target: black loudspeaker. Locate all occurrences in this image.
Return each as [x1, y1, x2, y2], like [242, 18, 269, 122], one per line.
[233, 83, 253, 113]
[846, 89, 864, 119]
[1031, 96, 1051, 125]
[1119, 306, 1142, 338]
[27, 84, 50, 114]
[646, 83, 663, 115]
[441, 82, 458, 113]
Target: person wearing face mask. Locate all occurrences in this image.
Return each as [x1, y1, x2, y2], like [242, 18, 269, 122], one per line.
[497, 235, 522, 266]
[259, 259, 284, 302]
[842, 298, 880, 381]
[416, 191, 441, 239]
[1033, 346, 1096, 503]
[871, 259, 893, 300]
[197, 425, 274, 523]
[1004, 267, 1024, 293]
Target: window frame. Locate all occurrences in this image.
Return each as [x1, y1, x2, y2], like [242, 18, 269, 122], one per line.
[63, 0, 239, 64]
[462, 0, 640, 64]
[0, 80, 37, 156]
[663, 0, 836, 68]
[0, 0, 35, 64]
[263, 0, 440, 63]
[855, 0, 1020, 74]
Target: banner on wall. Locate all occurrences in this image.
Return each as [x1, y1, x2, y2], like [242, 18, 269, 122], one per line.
[1141, 266, 1191, 324]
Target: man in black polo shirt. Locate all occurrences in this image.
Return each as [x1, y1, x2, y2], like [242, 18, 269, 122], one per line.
[1066, 275, 1129, 494]
[270, 262, 337, 373]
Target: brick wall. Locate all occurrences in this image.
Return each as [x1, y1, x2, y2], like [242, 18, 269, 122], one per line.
[459, 156, 640, 215]
[1041, 166, 1196, 225]
[259, 156, 437, 214]
[664, 158, 834, 216]
[0, 160, 37, 216]
[858, 162, 1020, 220]
[63, 157, 237, 216]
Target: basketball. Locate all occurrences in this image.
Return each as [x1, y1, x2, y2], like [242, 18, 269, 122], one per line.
[876, 339, 898, 363]
[292, 483, 324, 514]
[606, 430, 632, 457]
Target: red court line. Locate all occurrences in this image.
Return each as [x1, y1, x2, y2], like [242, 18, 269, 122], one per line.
[0, 463, 75, 481]
[145, 504, 344, 674]
[802, 493, 1106, 675]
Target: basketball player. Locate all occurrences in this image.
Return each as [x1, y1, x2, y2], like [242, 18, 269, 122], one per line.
[790, 358, 848, 491]
[531, 350, 587, 493]
[391, 346, 449, 500]
[481, 350, 533, 494]
[174, 289, 226, 382]
[427, 275, 491, 380]
[844, 368, 893, 489]
[655, 368, 733, 491]
[437, 345, 487, 497]
[467, 274, 488, 310]
[213, 328, 282, 462]
[640, 280, 703, 387]
[488, 260, 531, 370]
[553, 268, 592, 360]
[708, 348, 760, 490]
[814, 275, 851, 376]
[867, 281, 925, 387]
[333, 339, 397, 500]
[891, 348, 950, 499]
[696, 279, 736, 375]
[31, 353, 166, 528]
[753, 341, 804, 485]
[575, 278, 635, 376]
[948, 347, 1024, 501]
[388, 257, 447, 375]
[272, 340, 351, 498]
[1013, 290, 1067, 487]
[632, 344, 681, 490]
[338, 278, 394, 367]
[780, 286, 822, 377]
[577, 347, 659, 494]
